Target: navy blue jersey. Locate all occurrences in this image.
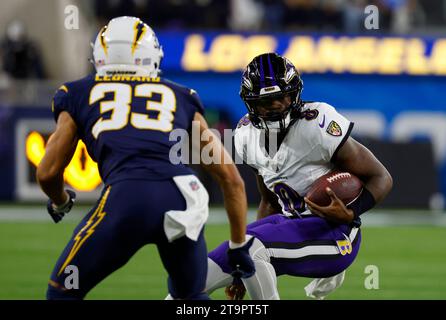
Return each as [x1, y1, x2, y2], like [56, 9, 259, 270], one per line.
[52, 74, 203, 184]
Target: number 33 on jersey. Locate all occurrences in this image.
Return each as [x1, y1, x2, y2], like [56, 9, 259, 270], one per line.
[89, 82, 176, 137]
[51, 74, 204, 184]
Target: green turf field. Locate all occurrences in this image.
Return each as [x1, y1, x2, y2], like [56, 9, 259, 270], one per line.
[0, 221, 445, 300]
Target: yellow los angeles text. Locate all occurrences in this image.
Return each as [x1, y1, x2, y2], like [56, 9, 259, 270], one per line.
[181, 34, 446, 75]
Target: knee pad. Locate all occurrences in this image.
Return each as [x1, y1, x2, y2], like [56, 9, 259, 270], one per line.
[250, 237, 269, 262]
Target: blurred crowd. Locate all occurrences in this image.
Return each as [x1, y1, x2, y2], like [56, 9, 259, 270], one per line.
[0, 0, 443, 81]
[0, 20, 46, 79]
[92, 0, 430, 33]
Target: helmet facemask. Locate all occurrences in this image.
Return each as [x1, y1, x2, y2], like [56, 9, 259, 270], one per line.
[244, 89, 301, 134]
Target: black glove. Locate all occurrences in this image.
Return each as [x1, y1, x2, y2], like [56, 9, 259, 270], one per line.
[47, 190, 76, 223]
[227, 237, 256, 279]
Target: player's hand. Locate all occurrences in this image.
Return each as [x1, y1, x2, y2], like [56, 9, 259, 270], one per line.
[227, 237, 256, 279]
[225, 278, 246, 300]
[304, 187, 354, 224]
[47, 190, 76, 223]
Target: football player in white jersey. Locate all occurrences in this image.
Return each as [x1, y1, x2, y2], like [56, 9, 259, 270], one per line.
[204, 53, 393, 300]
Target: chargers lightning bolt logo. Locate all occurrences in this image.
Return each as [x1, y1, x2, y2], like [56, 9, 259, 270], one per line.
[132, 20, 147, 55]
[99, 25, 108, 56]
[57, 187, 111, 276]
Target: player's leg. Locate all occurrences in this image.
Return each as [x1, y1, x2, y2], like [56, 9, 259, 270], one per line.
[46, 181, 164, 299]
[259, 216, 361, 279]
[249, 214, 361, 299]
[207, 236, 280, 300]
[206, 256, 279, 300]
[206, 213, 285, 277]
[207, 214, 361, 299]
[205, 217, 285, 299]
[304, 270, 346, 299]
[155, 175, 210, 300]
[205, 258, 232, 295]
[157, 229, 209, 300]
[244, 259, 279, 300]
[165, 256, 215, 300]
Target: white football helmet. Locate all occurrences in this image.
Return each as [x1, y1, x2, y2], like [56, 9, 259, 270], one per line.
[92, 16, 163, 77]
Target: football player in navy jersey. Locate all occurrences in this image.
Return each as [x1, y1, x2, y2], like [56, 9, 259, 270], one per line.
[36, 16, 254, 300]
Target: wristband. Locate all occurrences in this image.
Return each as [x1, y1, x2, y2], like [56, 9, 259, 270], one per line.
[229, 235, 253, 249]
[347, 187, 376, 219]
[52, 191, 71, 212]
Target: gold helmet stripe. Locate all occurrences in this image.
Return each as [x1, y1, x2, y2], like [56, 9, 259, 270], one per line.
[99, 25, 108, 56]
[131, 20, 147, 55]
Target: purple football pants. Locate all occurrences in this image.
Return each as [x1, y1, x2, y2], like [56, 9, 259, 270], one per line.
[209, 214, 361, 278]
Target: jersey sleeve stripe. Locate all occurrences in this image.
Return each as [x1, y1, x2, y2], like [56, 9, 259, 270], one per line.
[330, 122, 354, 162]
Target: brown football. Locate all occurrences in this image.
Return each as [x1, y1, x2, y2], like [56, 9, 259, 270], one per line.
[306, 171, 363, 207]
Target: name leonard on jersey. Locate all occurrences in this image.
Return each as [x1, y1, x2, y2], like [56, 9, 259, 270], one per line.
[94, 75, 161, 82]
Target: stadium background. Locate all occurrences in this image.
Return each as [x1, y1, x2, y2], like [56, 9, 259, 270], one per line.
[0, 0, 445, 299]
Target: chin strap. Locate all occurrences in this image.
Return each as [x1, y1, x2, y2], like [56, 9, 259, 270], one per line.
[247, 97, 304, 132]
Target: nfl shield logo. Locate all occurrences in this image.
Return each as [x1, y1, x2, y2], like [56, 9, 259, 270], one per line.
[189, 181, 199, 191]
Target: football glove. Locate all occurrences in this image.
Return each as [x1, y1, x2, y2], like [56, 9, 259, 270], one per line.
[47, 190, 76, 223]
[225, 278, 246, 300]
[227, 236, 256, 279]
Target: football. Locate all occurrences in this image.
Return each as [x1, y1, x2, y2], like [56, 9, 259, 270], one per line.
[306, 171, 363, 207]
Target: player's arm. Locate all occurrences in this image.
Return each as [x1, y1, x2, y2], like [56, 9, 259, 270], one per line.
[256, 175, 281, 220]
[193, 112, 248, 244]
[194, 112, 255, 279]
[305, 137, 393, 223]
[36, 111, 78, 206]
[334, 137, 393, 205]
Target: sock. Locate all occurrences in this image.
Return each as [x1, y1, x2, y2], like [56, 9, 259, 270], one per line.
[242, 260, 279, 300]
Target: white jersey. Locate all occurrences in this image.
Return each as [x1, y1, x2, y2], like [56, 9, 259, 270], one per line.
[234, 102, 353, 216]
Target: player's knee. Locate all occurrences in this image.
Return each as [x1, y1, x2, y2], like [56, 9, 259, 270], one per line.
[250, 237, 269, 262]
[46, 283, 83, 300]
[208, 237, 268, 273]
